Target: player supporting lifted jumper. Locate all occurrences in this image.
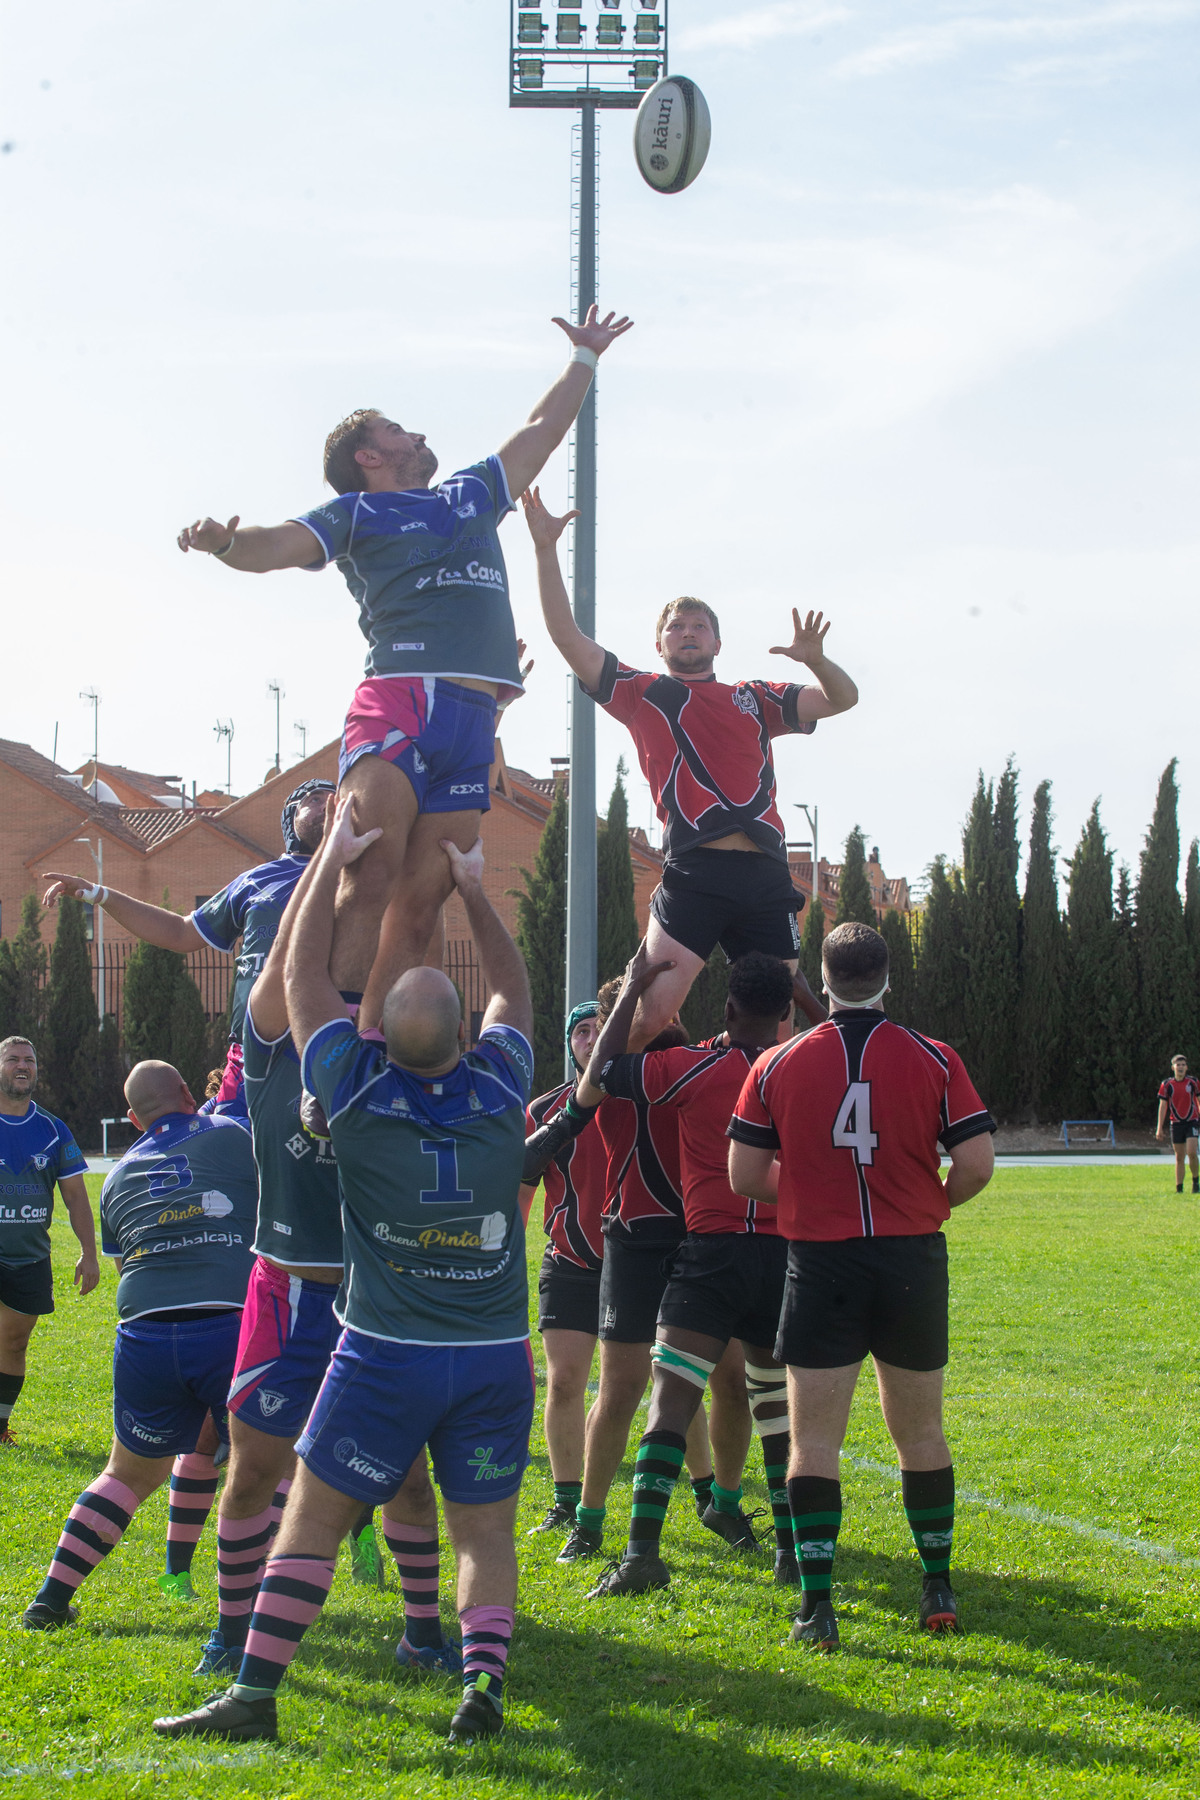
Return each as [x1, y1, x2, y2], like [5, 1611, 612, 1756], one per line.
[1156, 1055, 1200, 1194]
[0, 1037, 98, 1446]
[727, 924, 996, 1650]
[153, 800, 537, 1747]
[177, 306, 632, 1032]
[523, 486, 859, 1048]
[22, 1061, 257, 1630]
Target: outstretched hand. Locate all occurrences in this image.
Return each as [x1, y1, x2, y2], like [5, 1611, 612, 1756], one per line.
[178, 514, 239, 554]
[551, 302, 634, 357]
[770, 608, 831, 666]
[621, 938, 676, 1000]
[442, 836, 485, 891]
[323, 794, 382, 869]
[522, 486, 579, 551]
[42, 871, 93, 908]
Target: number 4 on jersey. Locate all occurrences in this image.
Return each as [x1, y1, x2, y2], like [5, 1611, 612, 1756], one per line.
[832, 1082, 878, 1165]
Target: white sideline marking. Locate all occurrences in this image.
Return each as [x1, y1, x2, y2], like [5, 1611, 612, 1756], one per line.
[844, 1455, 1200, 1569]
[1, 1750, 274, 1779]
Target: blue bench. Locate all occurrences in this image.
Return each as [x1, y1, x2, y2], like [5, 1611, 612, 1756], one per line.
[1060, 1118, 1116, 1149]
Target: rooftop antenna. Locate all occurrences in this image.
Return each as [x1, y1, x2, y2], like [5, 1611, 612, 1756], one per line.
[214, 719, 235, 796]
[294, 720, 309, 762]
[79, 687, 100, 797]
[267, 680, 285, 776]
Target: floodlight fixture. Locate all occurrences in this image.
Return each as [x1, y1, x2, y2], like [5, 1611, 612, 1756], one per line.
[556, 12, 583, 43]
[518, 10, 545, 41]
[634, 11, 660, 43]
[596, 13, 623, 43]
[518, 56, 545, 87]
[510, 0, 667, 108]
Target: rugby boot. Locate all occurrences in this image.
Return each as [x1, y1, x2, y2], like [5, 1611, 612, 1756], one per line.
[556, 1523, 603, 1563]
[586, 1552, 671, 1598]
[153, 1688, 278, 1741]
[193, 1629, 241, 1676]
[158, 1571, 197, 1603]
[349, 1518, 385, 1587]
[395, 1634, 465, 1675]
[0, 1425, 17, 1447]
[299, 1091, 331, 1142]
[528, 1500, 577, 1535]
[449, 1675, 504, 1743]
[919, 1577, 961, 1634]
[773, 1549, 800, 1586]
[700, 1501, 765, 1553]
[790, 1599, 840, 1652]
[21, 1600, 77, 1631]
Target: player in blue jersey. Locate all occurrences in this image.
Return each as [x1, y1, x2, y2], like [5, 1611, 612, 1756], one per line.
[154, 796, 535, 1746]
[22, 1059, 257, 1630]
[42, 779, 333, 1117]
[175, 304, 632, 1035]
[0, 1036, 98, 1446]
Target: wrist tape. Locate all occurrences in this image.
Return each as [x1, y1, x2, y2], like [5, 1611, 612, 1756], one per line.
[570, 345, 598, 371]
[80, 884, 108, 906]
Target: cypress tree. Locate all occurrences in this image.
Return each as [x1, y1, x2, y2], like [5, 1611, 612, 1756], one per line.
[96, 1013, 126, 1132]
[961, 763, 1021, 1116]
[1017, 779, 1068, 1119]
[879, 910, 916, 1025]
[680, 947, 731, 1044]
[1064, 803, 1137, 1121]
[123, 940, 183, 1068]
[915, 857, 966, 1045]
[1134, 761, 1190, 1095]
[0, 893, 48, 1048]
[835, 826, 877, 927]
[1184, 839, 1200, 969]
[514, 781, 568, 1093]
[43, 895, 100, 1145]
[171, 972, 211, 1100]
[596, 758, 639, 985]
[1111, 867, 1140, 1123]
[797, 891, 826, 995]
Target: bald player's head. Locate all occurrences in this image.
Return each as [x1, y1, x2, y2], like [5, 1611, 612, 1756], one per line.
[124, 1060, 196, 1130]
[382, 968, 465, 1073]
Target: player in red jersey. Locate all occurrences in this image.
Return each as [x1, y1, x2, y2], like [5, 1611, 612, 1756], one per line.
[727, 922, 995, 1649]
[523, 487, 858, 1048]
[521, 1002, 606, 1535]
[1156, 1055, 1200, 1193]
[577, 949, 828, 1597]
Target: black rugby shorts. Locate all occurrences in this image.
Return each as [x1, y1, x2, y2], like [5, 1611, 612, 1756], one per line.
[0, 1255, 54, 1317]
[776, 1234, 949, 1373]
[537, 1250, 602, 1336]
[1170, 1120, 1198, 1144]
[597, 1231, 682, 1343]
[657, 1232, 788, 1349]
[650, 848, 803, 964]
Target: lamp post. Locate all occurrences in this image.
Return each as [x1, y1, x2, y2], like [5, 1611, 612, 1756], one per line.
[794, 803, 819, 912]
[75, 835, 104, 1019]
[79, 688, 100, 796]
[509, 2, 668, 1067]
[267, 681, 285, 776]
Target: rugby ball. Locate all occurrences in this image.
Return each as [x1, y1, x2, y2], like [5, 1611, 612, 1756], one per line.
[633, 76, 711, 195]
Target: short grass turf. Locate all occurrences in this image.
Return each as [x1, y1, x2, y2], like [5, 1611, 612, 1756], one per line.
[1, 1166, 1198, 1798]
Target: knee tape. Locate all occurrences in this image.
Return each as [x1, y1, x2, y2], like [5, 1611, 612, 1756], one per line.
[745, 1363, 788, 1437]
[651, 1341, 717, 1391]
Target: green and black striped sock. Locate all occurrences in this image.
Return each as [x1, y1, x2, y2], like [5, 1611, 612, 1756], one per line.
[553, 1480, 582, 1514]
[761, 1430, 792, 1555]
[627, 1429, 686, 1556]
[902, 1465, 954, 1578]
[787, 1475, 842, 1616]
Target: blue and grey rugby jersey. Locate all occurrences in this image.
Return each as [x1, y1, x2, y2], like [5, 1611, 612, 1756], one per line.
[243, 1001, 343, 1269]
[0, 1106, 87, 1266]
[100, 1111, 258, 1321]
[292, 458, 524, 701]
[190, 853, 309, 1043]
[302, 1018, 533, 1345]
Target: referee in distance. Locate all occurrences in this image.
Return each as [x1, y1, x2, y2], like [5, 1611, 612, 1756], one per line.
[727, 921, 995, 1649]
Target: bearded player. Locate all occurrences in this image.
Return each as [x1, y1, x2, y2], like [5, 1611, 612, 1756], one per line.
[177, 306, 632, 1033]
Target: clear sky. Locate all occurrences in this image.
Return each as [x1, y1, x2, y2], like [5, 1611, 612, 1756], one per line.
[2, 1, 1197, 892]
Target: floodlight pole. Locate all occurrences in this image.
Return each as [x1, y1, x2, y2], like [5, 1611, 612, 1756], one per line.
[565, 99, 598, 1033]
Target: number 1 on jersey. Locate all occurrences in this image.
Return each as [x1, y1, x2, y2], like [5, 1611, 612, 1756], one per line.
[832, 1082, 878, 1166]
[419, 1137, 473, 1206]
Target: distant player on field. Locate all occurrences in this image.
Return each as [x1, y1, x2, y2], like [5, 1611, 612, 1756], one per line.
[22, 1061, 257, 1630]
[154, 800, 536, 1746]
[177, 306, 632, 1033]
[1156, 1054, 1200, 1194]
[0, 1037, 97, 1446]
[727, 923, 995, 1649]
[524, 486, 858, 1048]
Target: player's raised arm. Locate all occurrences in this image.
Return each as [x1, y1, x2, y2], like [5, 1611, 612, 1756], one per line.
[248, 799, 334, 1043]
[441, 838, 533, 1046]
[177, 514, 321, 573]
[577, 940, 675, 1109]
[522, 486, 606, 691]
[41, 875, 203, 954]
[770, 609, 859, 720]
[284, 796, 381, 1052]
[497, 305, 633, 499]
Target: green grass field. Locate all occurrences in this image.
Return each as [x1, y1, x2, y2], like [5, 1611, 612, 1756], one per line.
[2, 1167, 1198, 1798]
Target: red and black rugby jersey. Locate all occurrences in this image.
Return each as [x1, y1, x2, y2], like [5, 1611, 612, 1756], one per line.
[526, 1083, 608, 1272]
[1158, 1076, 1200, 1123]
[583, 651, 815, 863]
[595, 1088, 685, 1245]
[728, 1011, 994, 1241]
[599, 1044, 778, 1237]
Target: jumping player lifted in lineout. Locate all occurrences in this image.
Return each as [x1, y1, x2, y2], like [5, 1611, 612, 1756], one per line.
[523, 488, 859, 1050]
[177, 307, 632, 1032]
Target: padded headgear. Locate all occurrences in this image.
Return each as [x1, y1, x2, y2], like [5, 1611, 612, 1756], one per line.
[281, 779, 335, 854]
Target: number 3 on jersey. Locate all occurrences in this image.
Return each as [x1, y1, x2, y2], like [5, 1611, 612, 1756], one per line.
[832, 1082, 878, 1166]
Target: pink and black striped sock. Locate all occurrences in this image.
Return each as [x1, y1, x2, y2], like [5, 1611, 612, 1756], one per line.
[165, 1452, 219, 1575]
[383, 1520, 443, 1650]
[35, 1474, 140, 1611]
[268, 1477, 292, 1533]
[233, 1553, 335, 1696]
[460, 1603, 513, 1706]
[216, 1506, 276, 1649]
